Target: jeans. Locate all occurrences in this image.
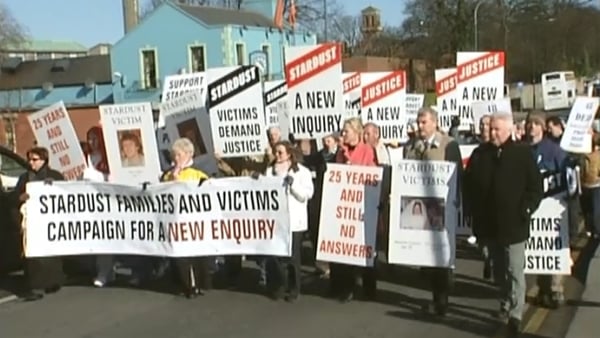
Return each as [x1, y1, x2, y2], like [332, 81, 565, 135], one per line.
[581, 187, 600, 235]
[489, 241, 526, 321]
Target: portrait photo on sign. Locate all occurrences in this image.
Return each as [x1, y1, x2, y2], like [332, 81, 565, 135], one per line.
[117, 129, 146, 168]
[177, 118, 207, 156]
[399, 197, 445, 231]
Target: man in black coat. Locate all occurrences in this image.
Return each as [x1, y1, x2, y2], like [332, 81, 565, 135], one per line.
[464, 113, 543, 337]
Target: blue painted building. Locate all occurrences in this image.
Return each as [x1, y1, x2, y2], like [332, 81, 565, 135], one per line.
[111, 0, 317, 104]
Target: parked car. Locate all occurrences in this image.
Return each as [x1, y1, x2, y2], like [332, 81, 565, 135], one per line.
[0, 145, 28, 274]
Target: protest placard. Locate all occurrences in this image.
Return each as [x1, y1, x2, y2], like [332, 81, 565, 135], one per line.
[388, 159, 458, 268]
[99, 102, 161, 186]
[264, 80, 287, 127]
[471, 98, 512, 134]
[360, 71, 407, 143]
[435, 68, 457, 132]
[525, 170, 571, 275]
[27, 101, 86, 180]
[456, 51, 505, 131]
[160, 90, 217, 175]
[207, 65, 268, 157]
[405, 93, 425, 126]
[158, 72, 207, 127]
[560, 96, 600, 154]
[316, 164, 382, 267]
[285, 43, 344, 139]
[343, 72, 361, 118]
[24, 177, 290, 257]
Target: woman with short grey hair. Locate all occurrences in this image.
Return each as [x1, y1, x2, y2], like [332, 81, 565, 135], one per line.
[171, 138, 195, 158]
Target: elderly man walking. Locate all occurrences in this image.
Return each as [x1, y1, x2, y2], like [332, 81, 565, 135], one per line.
[465, 112, 543, 337]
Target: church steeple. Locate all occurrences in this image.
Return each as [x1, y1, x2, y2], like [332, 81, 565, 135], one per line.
[361, 6, 382, 39]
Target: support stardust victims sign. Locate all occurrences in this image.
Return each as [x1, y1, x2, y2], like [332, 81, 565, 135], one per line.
[456, 51, 505, 131]
[360, 71, 407, 142]
[285, 43, 344, 139]
[24, 177, 291, 258]
[207, 66, 269, 157]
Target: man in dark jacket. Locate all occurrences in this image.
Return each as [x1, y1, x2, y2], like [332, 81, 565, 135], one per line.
[464, 112, 543, 337]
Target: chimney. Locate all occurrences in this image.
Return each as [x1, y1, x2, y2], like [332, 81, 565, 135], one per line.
[123, 0, 139, 34]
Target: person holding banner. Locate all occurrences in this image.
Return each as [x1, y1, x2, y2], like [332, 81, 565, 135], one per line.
[403, 107, 463, 317]
[161, 137, 211, 298]
[465, 112, 543, 336]
[331, 117, 378, 303]
[264, 140, 314, 302]
[12, 147, 66, 301]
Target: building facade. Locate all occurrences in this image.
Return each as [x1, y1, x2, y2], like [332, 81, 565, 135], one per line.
[0, 39, 89, 61]
[111, 0, 316, 103]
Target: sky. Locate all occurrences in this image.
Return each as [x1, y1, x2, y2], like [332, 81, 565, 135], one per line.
[3, 0, 404, 48]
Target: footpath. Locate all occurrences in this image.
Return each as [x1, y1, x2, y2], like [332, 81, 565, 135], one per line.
[565, 243, 600, 338]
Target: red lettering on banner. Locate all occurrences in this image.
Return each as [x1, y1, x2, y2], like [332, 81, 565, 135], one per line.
[46, 126, 63, 140]
[344, 171, 380, 186]
[340, 188, 363, 202]
[336, 206, 364, 221]
[285, 43, 341, 89]
[318, 239, 374, 258]
[62, 163, 86, 181]
[168, 221, 205, 241]
[42, 107, 67, 126]
[457, 51, 505, 83]
[436, 73, 457, 96]
[361, 71, 405, 107]
[343, 72, 361, 93]
[340, 224, 356, 238]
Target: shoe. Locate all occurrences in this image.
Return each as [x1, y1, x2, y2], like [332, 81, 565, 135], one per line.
[434, 302, 448, 317]
[185, 288, 200, 299]
[269, 288, 284, 301]
[535, 293, 552, 308]
[285, 293, 298, 303]
[44, 285, 61, 294]
[483, 262, 492, 280]
[549, 292, 563, 309]
[93, 280, 105, 288]
[128, 277, 141, 287]
[339, 292, 353, 303]
[507, 317, 521, 337]
[23, 291, 43, 302]
[495, 309, 509, 323]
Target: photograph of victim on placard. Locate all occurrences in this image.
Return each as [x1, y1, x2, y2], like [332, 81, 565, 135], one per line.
[117, 129, 146, 168]
[399, 197, 445, 231]
[177, 119, 207, 156]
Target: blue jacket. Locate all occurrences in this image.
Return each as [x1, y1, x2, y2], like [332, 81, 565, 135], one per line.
[531, 137, 567, 172]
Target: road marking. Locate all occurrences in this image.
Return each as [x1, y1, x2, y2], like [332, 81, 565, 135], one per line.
[0, 295, 18, 305]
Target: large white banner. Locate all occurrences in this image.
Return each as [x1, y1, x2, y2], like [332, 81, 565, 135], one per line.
[207, 66, 268, 158]
[99, 103, 162, 186]
[525, 170, 571, 275]
[316, 164, 382, 267]
[456, 51, 505, 131]
[560, 96, 600, 154]
[285, 43, 344, 139]
[160, 90, 217, 175]
[27, 101, 86, 180]
[158, 72, 207, 127]
[388, 160, 458, 267]
[360, 71, 407, 143]
[343, 72, 361, 118]
[435, 68, 458, 132]
[24, 177, 291, 257]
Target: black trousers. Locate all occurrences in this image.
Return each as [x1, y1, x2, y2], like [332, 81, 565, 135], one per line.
[421, 267, 453, 305]
[329, 262, 377, 297]
[223, 256, 243, 283]
[25, 257, 65, 290]
[172, 257, 210, 291]
[266, 232, 303, 295]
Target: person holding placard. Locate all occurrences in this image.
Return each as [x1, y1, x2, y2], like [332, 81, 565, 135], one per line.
[331, 117, 378, 303]
[403, 107, 463, 317]
[161, 137, 211, 298]
[264, 140, 314, 302]
[12, 147, 66, 301]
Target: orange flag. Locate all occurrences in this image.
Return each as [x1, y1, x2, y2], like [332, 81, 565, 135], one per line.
[288, 0, 297, 29]
[274, 0, 284, 29]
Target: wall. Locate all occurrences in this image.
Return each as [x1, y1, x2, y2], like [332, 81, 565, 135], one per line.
[110, 4, 223, 103]
[0, 106, 100, 156]
[0, 84, 113, 110]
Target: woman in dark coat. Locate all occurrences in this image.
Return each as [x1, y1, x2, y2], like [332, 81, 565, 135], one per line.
[14, 147, 65, 301]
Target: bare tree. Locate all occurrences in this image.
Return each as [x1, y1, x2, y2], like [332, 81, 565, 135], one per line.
[329, 15, 361, 52]
[0, 4, 27, 61]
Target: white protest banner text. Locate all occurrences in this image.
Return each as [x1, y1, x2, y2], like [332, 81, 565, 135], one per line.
[264, 80, 287, 128]
[560, 96, 600, 154]
[285, 43, 344, 139]
[27, 101, 86, 180]
[160, 90, 218, 175]
[343, 72, 361, 118]
[24, 177, 291, 258]
[456, 52, 505, 131]
[405, 93, 425, 126]
[435, 68, 458, 132]
[360, 71, 407, 142]
[159, 72, 207, 127]
[99, 102, 162, 186]
[388, 160, 457, 267]
[316, 164, 382, 267]
[207, 66, 268, 157]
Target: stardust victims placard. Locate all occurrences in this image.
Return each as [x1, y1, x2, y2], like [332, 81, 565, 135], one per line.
[24, 178, 291, 258]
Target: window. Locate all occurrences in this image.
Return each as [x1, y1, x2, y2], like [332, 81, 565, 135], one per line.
[261, 44, 271, 80]
[189, 45, 206, 72]
[235, 43, 245, 65]
[37, 52, 52, 60]
[2, 118, 15, 151]
[141, 49, 158, 89]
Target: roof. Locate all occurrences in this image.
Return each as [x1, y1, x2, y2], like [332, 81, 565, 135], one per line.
[1, 39, 88, 53]
[0, 55, 112, 90]
[361, 6, 380, 13]
[177, 3, 278, 28]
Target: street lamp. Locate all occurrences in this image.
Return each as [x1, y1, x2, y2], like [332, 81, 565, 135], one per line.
[473, 0, 486, 51]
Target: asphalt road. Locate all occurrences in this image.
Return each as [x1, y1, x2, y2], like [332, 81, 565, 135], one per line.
[0, 239, 592, 338]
